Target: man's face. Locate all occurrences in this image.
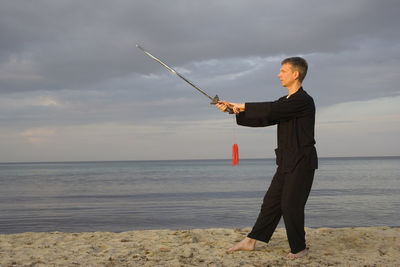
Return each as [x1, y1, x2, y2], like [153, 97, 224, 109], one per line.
[278, 63, 298, 88]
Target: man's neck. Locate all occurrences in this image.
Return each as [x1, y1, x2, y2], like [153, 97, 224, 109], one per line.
[286, 82, 302, 98]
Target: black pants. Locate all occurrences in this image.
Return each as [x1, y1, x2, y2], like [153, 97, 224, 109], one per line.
[247, 159, 315, 253]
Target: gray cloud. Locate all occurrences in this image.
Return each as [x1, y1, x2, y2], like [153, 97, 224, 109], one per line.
[0, 0, 399, 161]
[1, 0, 399, 92]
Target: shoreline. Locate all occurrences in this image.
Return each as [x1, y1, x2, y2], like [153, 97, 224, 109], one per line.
[1, 226, 399, 266]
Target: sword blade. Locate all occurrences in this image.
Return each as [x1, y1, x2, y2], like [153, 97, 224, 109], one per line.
[136, 44, 214, 101]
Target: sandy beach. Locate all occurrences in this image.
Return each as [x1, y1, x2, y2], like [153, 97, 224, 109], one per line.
[0, 226, 399, 266]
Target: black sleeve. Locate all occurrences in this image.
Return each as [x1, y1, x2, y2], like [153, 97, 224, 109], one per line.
[236, 102, 278, 127]
[244, 95, 314, 122]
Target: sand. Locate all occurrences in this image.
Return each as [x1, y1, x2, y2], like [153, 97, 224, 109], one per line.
[0, 227, 399, 266]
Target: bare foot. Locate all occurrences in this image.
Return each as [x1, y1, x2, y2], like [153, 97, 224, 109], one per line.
[226, 237, 256, 252]
[287, 248, 309, 259]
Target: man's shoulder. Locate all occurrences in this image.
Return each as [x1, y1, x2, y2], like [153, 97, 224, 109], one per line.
[298, 88, 314, 101]
[276, 87, 314, 104]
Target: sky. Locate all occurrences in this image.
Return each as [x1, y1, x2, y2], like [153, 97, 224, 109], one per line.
[1, 0, 399, 162]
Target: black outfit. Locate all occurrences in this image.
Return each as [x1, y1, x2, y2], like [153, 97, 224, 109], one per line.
[236, 87, 317, 253]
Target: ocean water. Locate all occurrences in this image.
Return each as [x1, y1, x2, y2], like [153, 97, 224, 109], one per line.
[0, 157, 399, 234]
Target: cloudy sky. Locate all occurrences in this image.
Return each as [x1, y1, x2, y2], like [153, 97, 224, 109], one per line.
[1, 0, 399, 162]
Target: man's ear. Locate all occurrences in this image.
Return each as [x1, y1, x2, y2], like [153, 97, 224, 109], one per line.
[293, 70, 300, 80]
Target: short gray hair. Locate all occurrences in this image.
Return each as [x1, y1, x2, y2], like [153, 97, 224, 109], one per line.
[281, 57, 308, 82]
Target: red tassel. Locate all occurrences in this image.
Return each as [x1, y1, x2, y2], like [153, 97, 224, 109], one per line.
[232, 143, 239, 166]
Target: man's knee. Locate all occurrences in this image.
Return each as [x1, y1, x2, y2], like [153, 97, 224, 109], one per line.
[281, 198, 304, 216]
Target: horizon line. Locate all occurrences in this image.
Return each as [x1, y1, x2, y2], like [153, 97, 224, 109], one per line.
[1, 155, 399, 165]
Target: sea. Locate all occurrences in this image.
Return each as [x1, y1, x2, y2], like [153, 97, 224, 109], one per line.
[0, 157, 399, 234]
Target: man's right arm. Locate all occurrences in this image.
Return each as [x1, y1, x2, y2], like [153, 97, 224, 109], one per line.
[236, 102, 278, 127]
[216, 100, 277, 127]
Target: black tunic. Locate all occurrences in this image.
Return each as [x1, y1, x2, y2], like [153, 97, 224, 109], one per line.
[236, 87, 318, 172]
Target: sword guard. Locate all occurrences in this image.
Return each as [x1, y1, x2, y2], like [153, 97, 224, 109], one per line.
[210, 95, 234, 114]
[210, 95, 219, 104]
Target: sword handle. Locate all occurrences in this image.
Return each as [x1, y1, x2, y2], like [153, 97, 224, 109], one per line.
[211, 95, 234, 114]
[215, 105, 234, 114]
[224, 106, 234, 114]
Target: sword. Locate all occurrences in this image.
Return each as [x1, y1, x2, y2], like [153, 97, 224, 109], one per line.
[136, 44, 233, 113]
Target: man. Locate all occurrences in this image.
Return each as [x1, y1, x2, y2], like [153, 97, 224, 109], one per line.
[216, 57, 317, 259]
